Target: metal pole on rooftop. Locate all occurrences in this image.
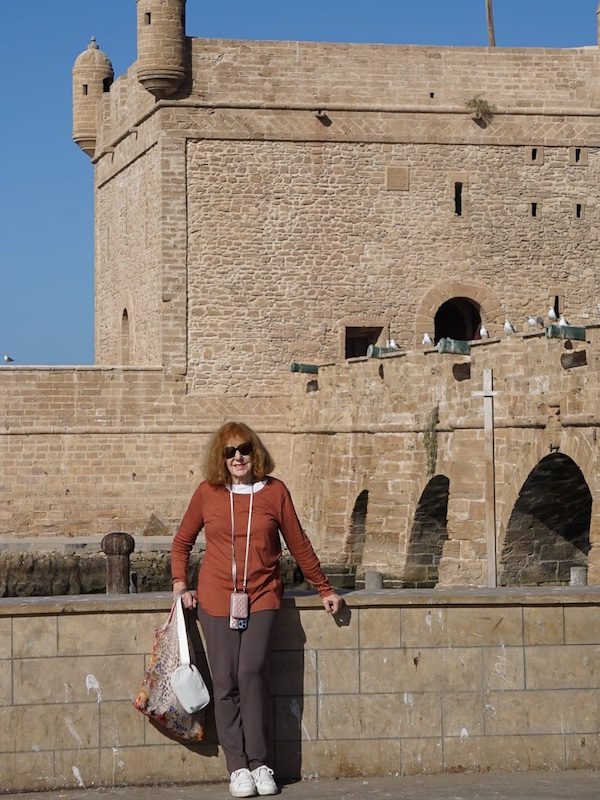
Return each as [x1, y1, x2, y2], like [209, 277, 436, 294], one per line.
[486, 0, 496, 47]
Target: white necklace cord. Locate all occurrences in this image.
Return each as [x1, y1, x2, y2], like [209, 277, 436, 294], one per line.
[229, 482, 254, 593]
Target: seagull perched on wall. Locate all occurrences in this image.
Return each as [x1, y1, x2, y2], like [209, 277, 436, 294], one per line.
[527, 315, 544, 329]
[547, 307, 558, 322]
[386, 339, 399, 350]
[479, 324, 489, 339]
[2, 353, 14, 363]
[558, 315, 570, 327]
[504, 320, 516, 335]
[422, 333, 433, 346]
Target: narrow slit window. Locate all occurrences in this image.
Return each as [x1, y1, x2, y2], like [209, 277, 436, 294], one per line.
[531, 148, 538, 162]
[553, 296, 560, 317]
[82, 84, 88, 96]
[144, 12, 152, 24]
[531, 202, 538, 218]
[454, 182, 463, 216]
[102, 77, 112, 93]
[576, 203, 583, 219]
[575, 148, 582, 163]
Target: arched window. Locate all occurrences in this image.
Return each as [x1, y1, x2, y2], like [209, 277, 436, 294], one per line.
[121, 309, 130, 365]
[434, 297, 481, 343]
[404, 475, 449, 588]
[500, 454, 592, 586]
[346, 490, 369, 568]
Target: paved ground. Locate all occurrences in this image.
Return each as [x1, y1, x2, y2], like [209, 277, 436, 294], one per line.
[3, 772, 599, 800]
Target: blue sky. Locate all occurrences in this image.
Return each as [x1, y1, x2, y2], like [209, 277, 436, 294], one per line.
[0, 1, 597, 365]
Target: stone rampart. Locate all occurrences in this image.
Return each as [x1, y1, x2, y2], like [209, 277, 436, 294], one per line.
[1, 589, 599, 791]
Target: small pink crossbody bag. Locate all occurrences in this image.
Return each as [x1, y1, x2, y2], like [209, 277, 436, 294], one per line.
[228, 485, 253, 630]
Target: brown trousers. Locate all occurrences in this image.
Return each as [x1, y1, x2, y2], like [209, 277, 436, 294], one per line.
[198, 607, 277, 773]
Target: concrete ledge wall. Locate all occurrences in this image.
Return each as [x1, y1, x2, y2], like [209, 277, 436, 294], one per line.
[1, 589, 599, 792]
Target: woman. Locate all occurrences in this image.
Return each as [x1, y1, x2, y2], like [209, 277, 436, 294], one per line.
[172, 421, 342, 798]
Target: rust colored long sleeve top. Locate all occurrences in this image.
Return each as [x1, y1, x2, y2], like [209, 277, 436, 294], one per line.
[171, 477, 333, 616]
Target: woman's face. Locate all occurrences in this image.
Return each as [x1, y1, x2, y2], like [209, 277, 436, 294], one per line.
[225, 440, 254, 485]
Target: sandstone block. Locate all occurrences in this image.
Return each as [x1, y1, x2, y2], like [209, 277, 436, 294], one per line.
[58, 611, 165, 656]
[401, 607, 522, 647]
[400, 737, 444, 774]
[13, 654, 144, 704]
[523, 606, 565, 646]
[442, 691, 484, 737]
[525, 645, 600, 689]
[100, 700, 145, 748]
[482, 646, 525, 691]
[361, 647, 481, 693]
[13, 616, 57, 659]
[270, 649, 317, 696]
[484, 688, 600, 736]
[359, 607, 401, 648]
[274, 694, 317, 742]
[443, 733, 566, 772]
[564, 606, 600, 644]
[317, 649, 359, 695]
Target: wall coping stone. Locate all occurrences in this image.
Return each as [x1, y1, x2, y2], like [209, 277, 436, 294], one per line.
[0, 587, 598, 617]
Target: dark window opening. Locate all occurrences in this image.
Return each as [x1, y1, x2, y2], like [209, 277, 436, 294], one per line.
[82, 84, 88, 96]
[576, 203, 583, 219]
[121, 309, 130, 365]
[531, 148, 538, 161]
[144, 12, 152, 24]
[429, 92, 435, 98]
[553, 296, 560, 317]
[103, 77, 113, 93]
[434, 297, 481, 343]
[575, 148, 582, 163]
[531, 202, 538, 217]
[345, 326, 383, 359]
[454, 182, 463, 216]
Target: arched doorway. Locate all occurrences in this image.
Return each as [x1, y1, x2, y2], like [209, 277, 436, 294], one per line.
[500, 454, 592, 586]
[346, 490, 369, 569]
[403, 475, 449, 587]
[434, 297, 481, 343]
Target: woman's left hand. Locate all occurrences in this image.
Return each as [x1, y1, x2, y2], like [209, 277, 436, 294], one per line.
[322, 593, 343, 615]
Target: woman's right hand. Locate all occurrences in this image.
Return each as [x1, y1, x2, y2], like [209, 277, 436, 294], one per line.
[173, 580, 197, 609]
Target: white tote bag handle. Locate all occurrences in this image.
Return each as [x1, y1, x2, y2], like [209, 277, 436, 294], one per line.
[171, 597, 210, 713]
[175, 596, 191, 667]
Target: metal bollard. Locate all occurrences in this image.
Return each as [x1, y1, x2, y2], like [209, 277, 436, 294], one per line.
[569, 566, 587, 586]
[364, 570, 383, 591]
[101, 532, 135, 594]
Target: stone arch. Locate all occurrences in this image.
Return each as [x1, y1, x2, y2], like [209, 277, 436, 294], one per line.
[414, 280, 503, 345]
[403, 475, 450, 587]
[346, 489, 369, 569]
[500, 453, 592, 586]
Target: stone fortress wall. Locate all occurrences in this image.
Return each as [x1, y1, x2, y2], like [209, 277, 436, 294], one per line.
[0, 2, 599, 591]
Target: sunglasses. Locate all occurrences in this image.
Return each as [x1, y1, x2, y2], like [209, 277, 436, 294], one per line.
[224, 442, 253, 459]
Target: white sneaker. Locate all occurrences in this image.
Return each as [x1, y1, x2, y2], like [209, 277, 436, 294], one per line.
[251, 765, 278, 796]
[229, 768, 256, 798]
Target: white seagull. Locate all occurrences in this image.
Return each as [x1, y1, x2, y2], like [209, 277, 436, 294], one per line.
[547, 307, 558, 322]
[3, 353, 14, 363]
[422, 333, 433, 346]
[558, 315, 570, 327]
[504, 320, 516, 335]
[386, 339, 399, 350]
[527, 315, 544, 329]
[479, 324, 489, 339]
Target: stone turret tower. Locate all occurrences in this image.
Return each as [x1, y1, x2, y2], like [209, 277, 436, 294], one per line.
[72, 37, 114, 158]
[136, 0, 187, 98]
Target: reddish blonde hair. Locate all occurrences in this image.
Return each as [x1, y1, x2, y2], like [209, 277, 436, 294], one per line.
[204, 421, 275, 485]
